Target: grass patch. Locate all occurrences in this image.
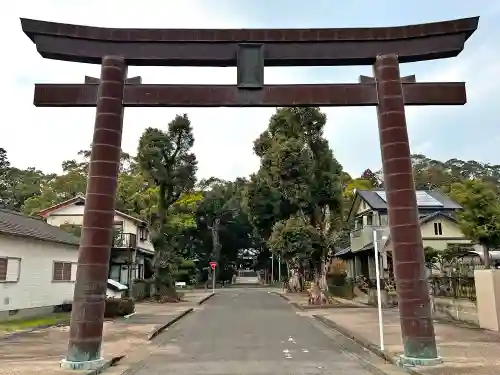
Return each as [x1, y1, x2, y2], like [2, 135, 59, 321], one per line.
[0, 312, 70, 334]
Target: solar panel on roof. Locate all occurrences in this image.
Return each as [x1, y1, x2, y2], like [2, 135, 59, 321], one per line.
[415, 191, 443, 206]
[374, 191, 443, 207]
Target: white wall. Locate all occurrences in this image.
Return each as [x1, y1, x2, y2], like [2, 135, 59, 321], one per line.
[0, 234, 78, 312]
[45, 204, 155, 253]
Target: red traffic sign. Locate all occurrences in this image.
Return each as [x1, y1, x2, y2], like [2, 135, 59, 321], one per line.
[209, 261, 217, 270]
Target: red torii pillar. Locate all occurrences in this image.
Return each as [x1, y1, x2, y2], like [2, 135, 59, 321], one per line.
[373, 55, 440, 364]
[62, 56, 128, 370]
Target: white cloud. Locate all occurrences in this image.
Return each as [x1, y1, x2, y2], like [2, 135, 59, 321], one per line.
[2, 1, 497, 181]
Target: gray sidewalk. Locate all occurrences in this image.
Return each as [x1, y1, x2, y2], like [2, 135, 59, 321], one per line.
[313, 306, 500, 375]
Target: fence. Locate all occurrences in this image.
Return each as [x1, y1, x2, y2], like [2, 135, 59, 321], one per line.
[428, 276, 476, 301]
[356, 275, 477, 302]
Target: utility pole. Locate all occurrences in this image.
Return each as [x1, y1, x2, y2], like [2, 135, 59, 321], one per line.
[271, 253, 274, 284]
[278, 254, 281, 283]
[211, 217, 221, 285]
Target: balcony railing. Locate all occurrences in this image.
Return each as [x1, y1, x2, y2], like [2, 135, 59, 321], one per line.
[112, 232, 137, 249]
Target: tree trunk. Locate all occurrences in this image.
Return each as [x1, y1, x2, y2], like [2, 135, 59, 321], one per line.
[298, 265, 305, 292]
[287, 265, 301, 292]
[319, 260, 328, 291]
[484, 245, 491, 269]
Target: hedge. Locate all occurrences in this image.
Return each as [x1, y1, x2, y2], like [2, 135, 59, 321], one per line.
[104, 297, 135, 318]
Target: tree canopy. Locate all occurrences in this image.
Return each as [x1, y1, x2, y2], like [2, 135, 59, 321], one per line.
[245, 107, 344, 289]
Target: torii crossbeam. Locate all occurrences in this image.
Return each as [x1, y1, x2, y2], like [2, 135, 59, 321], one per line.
[33, 80, 466, 107]
[21, 16, 479, 370]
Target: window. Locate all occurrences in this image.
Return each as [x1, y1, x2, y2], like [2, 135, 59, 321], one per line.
[433, 222, 443, 236]
[139, 227, 149, 241]
[138, 264, 144, 279]
[0, 258, 6, 281]
[379, 214, 388, 226]
[0, 257, 21, 282]
[53, 262, 75, 282]
[366, 213, 373, 226]
[355, 217, 363, 230]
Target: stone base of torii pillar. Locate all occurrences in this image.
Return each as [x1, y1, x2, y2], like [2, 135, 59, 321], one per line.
[60, 358, 105, 371]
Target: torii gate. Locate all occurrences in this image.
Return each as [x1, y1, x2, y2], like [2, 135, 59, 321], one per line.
[21, 16, 478, 369]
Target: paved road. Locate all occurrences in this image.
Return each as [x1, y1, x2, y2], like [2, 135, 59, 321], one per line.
[123, 289, 397, 375]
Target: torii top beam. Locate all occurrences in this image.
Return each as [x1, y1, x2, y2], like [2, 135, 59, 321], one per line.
[20, 17, 478, 66]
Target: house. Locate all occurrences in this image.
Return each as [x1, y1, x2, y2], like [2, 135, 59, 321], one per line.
[336, 189, 471, 280]
[38, 195, 155, 288]
[0, 208, 80, 320]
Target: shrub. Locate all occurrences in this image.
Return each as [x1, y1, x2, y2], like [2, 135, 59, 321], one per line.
[328, 284, 355, 299]
[54, 301, 72, 313]
[327, 273, 355, 299]
[327, 272, 347, 286]
[104, 297, 135, 318]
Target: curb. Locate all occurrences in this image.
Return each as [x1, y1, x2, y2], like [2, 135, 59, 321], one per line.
[272, 292, 350, 311]
[273, 291, 291, 301]
[328, 297, 372, 308]
[198, 292, 216, 305]
[313, 315, 424, 375]
[85, 355, 124, 375]
[272, 292, 304, 311]
[147, 292, 216, 340]
[147, 308, 194, 341]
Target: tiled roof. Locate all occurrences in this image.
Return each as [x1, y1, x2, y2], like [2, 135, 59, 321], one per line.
[0, 209, 80, 246]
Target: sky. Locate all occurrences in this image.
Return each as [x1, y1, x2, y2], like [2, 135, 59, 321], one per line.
[2, 0, 500, 181]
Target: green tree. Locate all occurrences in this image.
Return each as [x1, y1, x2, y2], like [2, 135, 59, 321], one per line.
[360, 168, 379, 188]
[194, 178, 258, 281]
[449, 179, 500, 268]
[424, 245, 471, 274]
[269, 216, 322, 290]
[136, 114, 197, 297]
[246, 107, 344, 291]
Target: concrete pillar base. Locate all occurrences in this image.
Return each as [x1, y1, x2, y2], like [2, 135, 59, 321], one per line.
[60, 357, 104, 371]
[397, 355, 442, 367]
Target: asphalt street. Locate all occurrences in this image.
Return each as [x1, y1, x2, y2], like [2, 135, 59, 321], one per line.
[123, 288, 401, 375]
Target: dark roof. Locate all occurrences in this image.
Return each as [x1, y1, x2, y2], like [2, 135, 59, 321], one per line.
[335, 247, 352, 257]
[0, 209, 80, 246]
[356, 189, 462, 211]
[419, 211, 457, 225]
